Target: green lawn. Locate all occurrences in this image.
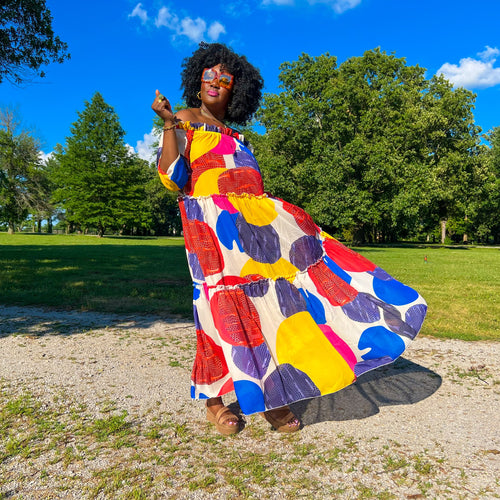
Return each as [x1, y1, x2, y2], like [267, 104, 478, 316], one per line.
[1, 234, 498, 340]
[0, 233, 192, 317]
[354, 245, 500, 341]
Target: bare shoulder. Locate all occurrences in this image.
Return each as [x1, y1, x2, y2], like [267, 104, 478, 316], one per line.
[175, 108, 199, 122]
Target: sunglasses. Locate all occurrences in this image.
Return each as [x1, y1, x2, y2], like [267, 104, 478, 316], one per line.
[201, 67, 234, 90]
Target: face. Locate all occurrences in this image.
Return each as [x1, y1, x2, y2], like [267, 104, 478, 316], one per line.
[199, 64, 233, 112]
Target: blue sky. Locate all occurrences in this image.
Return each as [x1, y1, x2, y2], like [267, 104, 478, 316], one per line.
[2, 0, 500, 161]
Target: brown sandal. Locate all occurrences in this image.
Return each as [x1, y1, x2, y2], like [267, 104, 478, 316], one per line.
[260, 406, 301, 433]
[206, 406, 241, 435]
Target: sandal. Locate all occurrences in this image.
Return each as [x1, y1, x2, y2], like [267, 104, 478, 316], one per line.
[206, 406, 241, 435]
[260, 406, 301, 433]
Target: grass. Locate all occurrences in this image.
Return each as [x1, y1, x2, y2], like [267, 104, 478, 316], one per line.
[0, 233, 499, 340]
[0, 233, 191, 317]
[354, 244, 500, 340]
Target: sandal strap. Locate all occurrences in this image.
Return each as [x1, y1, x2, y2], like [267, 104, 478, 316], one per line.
[214, 406, 238, 425]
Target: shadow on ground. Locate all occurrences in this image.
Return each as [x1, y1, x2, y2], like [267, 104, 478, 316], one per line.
[0, 305, 187, 338]
[290, 357, 441, 423]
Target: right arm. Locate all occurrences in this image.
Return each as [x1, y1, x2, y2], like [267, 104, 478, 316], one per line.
[151, 90, 195, 191]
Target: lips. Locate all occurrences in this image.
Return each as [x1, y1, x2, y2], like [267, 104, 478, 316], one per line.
[207, 90, 219, 97]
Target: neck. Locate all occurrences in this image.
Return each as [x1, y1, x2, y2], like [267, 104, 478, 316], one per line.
[200, 104, 225, 126]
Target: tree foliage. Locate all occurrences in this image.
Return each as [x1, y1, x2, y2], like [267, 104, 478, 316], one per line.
[256, 49, 484, 243]
[469, 127, 500, 242]
[0, 0, 70, 84]
[0, 108, 48, 233]
[51, 92, 151, 236]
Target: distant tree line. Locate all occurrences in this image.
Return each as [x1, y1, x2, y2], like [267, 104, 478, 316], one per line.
[0, 93, 181, 237]
[1, 50, 499, 243]
[252, 49, 499, 245]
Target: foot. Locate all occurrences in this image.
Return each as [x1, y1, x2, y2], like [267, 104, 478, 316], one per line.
[261, 406, 300, 433]
[206, 397, 240, 435]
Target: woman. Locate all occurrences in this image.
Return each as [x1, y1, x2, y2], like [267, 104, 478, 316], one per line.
[152, 43, 427, 436]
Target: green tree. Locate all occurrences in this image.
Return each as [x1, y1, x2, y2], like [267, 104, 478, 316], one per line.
[31, 155, 58, 232]
[52, 92, 151, 237]
[0, 0, 70, 84]
[470, 127, 500, 243]
[488, 127, 500, 242]
[0, 108, 47, 233]
[145, 165, 182, 235]
[257, 49, 483, 244]
[144, 115, 182, 236]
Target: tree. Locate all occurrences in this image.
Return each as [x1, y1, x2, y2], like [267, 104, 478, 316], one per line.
[0, 108, 48, 233]
[145, 164, 182, 235]
[0, 0, 69, 84]
[29, 155, 58, 232]
[51, 92, 151, 237]
[142, 115, 182, 236]
[469, 127, 500, 243]
[256, 49, 484, 244]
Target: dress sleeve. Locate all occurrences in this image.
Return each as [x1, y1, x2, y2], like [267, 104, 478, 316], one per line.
[157, 128, 190, 192]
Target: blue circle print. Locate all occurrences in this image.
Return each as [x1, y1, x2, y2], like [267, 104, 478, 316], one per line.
[233, 380, 266, 415]
[372, 277, 419, 306]
[358, 325, 406, 361]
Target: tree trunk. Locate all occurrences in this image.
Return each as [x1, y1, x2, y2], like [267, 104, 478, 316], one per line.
[8, 222, 15, 234]
[440, 219, 447, 244]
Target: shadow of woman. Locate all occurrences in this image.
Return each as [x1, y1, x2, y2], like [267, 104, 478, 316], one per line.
[289, 357, 442, 425]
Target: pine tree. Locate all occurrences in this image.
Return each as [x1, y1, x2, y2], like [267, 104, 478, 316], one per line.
[52, 92, 150, 236]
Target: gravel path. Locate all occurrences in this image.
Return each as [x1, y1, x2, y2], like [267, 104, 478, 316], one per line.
[0, 305, 499, 499]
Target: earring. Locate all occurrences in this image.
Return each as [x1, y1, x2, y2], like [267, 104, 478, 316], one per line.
[197, 91, 201, 100]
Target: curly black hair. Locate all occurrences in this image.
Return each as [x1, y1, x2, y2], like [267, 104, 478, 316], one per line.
[181, 42, 264, 126]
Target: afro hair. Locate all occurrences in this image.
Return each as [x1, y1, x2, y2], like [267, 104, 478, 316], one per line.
[181, 42, 264, 126]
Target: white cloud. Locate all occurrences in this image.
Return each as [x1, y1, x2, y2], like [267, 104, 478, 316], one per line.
[478, 46, 500, 61]
[437, 46, 500, 89]
[130, 4, 225, 43]
[207, 21, 226, 41]
[320, 0, 362, 14]
[180, 17, 207, 43]
[262, 0, 294, 5]
[129, 3, 148, 24]
[38, 151, 53, 164]
[132, 130, 158, 162]
[155, 6, 178, 29]
[264, 0, 361, 11]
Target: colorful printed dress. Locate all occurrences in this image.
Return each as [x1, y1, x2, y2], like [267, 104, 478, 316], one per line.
[157, 121, 427, 416]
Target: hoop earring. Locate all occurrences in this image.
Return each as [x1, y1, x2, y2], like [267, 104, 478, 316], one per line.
[197, 91, 202, 101]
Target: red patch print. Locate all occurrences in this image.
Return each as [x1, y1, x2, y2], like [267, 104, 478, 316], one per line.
[192, 329, 229, 385]
[308, 260, 358, 306]
[210, 288, 264, 347]
[217, 378, 235, 396]
[215, 275, 265, 287]
[182, 219, 224, 276]
[282, 200, 318, 236]
[323, 238, 376, 272]
[217, 168, 264, 195]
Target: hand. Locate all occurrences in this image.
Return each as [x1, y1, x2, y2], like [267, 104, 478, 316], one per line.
[151, 89, 175, 124]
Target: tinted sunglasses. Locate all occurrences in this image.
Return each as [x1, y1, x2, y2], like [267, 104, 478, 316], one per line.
[201, 67, 234, 90]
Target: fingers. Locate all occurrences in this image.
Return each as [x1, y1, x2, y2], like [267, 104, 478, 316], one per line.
[151, 90, 173, 119]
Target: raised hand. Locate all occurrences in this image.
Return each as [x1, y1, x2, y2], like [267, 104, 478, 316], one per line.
[151, 89, 175, 124]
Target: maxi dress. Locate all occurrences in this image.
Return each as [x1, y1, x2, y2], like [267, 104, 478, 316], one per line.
[157, 121, 427, 416]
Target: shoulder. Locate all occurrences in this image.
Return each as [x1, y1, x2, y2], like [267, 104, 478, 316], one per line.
[174, 108, 200, 123]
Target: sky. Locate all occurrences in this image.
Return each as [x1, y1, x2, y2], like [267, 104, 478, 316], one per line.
[2, 0, 500, 162]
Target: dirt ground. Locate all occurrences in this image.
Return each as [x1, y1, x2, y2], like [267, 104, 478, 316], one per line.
[0, 305, 499, 499]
